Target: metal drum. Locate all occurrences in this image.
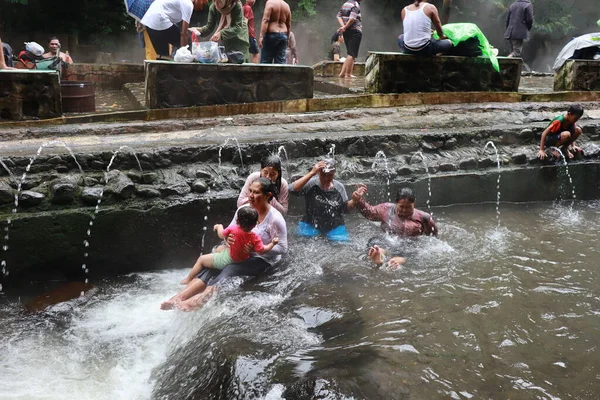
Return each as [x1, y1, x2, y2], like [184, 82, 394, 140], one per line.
[61, 81, 95, 113]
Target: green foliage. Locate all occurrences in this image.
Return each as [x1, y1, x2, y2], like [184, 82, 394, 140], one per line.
[293, 0, 317, 19]
[3, 0, 28, 4]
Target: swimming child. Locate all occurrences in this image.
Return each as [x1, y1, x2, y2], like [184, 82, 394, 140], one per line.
[538, 104, 584, 160]
[179, 206, 279, 285]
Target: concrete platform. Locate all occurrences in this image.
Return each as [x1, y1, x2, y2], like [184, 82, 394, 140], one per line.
[312, 60, 365, 77]
[0, 70, 62, 121]
[144, 61, 314, 109]
[554, 60, 600, 91]
[365, 52, 522, 93]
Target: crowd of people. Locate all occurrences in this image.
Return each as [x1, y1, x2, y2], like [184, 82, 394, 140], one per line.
[161, 155, 438, 311]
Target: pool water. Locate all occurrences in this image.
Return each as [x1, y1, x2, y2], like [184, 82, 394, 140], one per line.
[1, 201, 599, 399]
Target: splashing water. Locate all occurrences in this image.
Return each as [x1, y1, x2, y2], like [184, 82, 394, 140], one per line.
[409, 152, 433, 216]
[326, 144, 335, 158]
[1, 140, 84, 292]
[372, 151, 391, 202]
[78, 146, 143, 295]
[217, 137, 245, 172]
[276, 145, 290, 176]
[484, 141, 502, 229]
[549, 147, 576, 211]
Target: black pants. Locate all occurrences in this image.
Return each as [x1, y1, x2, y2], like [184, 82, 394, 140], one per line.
[198, 256, 271, 286]
[146, 25, 180, 57]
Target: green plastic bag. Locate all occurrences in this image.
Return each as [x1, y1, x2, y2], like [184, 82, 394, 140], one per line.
[434, 23, 500, 73]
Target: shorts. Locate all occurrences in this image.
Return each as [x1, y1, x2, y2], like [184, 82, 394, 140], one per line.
[249, 37, 259, 55]
[212, 249, 234, 270]
[297, 221, 350, 242]
[544, 132, 562, 147]
[343, 29, 362, 58]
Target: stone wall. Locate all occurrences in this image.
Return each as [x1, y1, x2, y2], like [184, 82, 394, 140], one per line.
[63, 63, 145, 90]
[312, 61, 365, 77]
[365, 52, 522, 93]
[554, 60, 600, 91]
[0, 70, 62, 121]
[145, 61, 314, 109]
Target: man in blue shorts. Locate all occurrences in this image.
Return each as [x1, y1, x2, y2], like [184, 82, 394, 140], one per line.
[289, 158, 358, 242]
[243, 0, 259, 63]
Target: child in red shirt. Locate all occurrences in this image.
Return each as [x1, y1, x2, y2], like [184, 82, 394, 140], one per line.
[538, 104, 584, 160]
[180, 206, 278, 284]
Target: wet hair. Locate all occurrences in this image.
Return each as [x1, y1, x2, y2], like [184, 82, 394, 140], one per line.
[331, 32, 342, 43]
[395, 187, 416, 203]
[567, 104, 584, 117]
[237, 206, 259, 231]
[252, 177, 275, 201]
[261, 155, 282, 199]
[49, 36, 59, 44]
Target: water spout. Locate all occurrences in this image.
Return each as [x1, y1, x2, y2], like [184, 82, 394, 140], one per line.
[409, 152, 433, 215]
[372, 151, 391, 202]
[549, 146, 576, 209]
[483, 141, 502, 229]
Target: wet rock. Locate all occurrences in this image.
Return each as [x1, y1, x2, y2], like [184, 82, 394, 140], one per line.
[195, 169, 213, 180]
[19, 190, 45, 207]
[458, 158, 477, 170]
[126, 170, 142, 183]
[397, 167, 412, 176]
[422, 140, 444, 151]
[106, 170, 135, 199]
[90, 160, 105, 170]
[83, 177, 100, 186]
[21, 175, 43, 190]
[191, 179, 208, 193]
[55, 165, 69, 173]
[443, 137, 458, 149]
[511, 153, 528, 164]
[519, 128, 535, 141]
[81, 187, 104, 205]
[478, 157, 494, 168]
[47, 156, 64, 165]
[155, 157, 172, 168]
[438, 163, 457, 172]
[50, 181, 77, 204]
[142, 172, 158, 184]
[158, 170, 191, 197]
[0, 181, 15, 204]
[136, 185, 161, 198]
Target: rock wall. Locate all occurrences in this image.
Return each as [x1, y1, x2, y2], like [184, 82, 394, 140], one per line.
[63, 63, 145, 90]
[365, 52, 522, 93]
[554, 60, 600, 91]
[0, 70, 62, 120]
[145, 61, 314, 109]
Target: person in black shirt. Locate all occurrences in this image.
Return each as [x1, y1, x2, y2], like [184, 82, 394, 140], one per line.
[289, 158, 358, 242]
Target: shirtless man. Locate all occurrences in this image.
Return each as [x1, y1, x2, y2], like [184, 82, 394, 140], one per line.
[42, 37, 73, 64]
[259, 0, 291, 64]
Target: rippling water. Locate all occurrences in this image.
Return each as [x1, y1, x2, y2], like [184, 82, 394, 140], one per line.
[1, 201, 599, 399]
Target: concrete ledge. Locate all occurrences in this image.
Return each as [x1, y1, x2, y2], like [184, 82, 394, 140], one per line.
[365, 52, 522, 93]
[554, 60, 600, 91]
[144, 61, 314, 109]
[63, 63, 144, 90]
[1, 90, 599, 129]
[312, 60, 365, 77]
[0, 70, 62, 121]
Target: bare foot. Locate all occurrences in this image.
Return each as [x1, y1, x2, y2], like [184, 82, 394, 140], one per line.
[180, 277, 192, 285]
[566, 149, 574, 159]
[368, 245, 386, 266]
[387, 256, 407, 270]
[160, 300, 175, 310]
[345, 74, 356, 78]
[572, 145, 583, 154]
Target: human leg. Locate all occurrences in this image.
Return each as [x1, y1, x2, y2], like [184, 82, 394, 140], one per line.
[249, 37, 260, 63]
[344, 30, 361, 77]
[177, 286, 218, 311]
[161, 278, 208, 310]
[326, 225, 350, 242]
[147, 26, 179, 58]
[180, 253, 216, 285]
[431, 39, 453, 56]
[509, 39, 523, 58]
[273, 33, 288, 65]
[566, 126, 583, 156]
[297, 221, 321, 238]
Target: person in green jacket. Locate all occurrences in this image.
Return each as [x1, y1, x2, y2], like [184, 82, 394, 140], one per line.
[197, 0, 249, 61]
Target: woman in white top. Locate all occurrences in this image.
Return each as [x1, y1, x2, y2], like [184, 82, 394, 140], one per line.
[141, 0, 205, 58]
[397, 0, 452, 56]
[237, 155, 289, 215]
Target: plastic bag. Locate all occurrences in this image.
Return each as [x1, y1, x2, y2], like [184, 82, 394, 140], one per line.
[25, 42, 44, 56]
[192, 41, 220, 63]
[433, 23, 499, 72]
[174, 45, 195, 63]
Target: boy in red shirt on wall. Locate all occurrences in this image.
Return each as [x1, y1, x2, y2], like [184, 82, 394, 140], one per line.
[538, 104, 584, 160]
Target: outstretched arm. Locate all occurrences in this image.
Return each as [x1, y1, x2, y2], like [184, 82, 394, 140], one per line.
[290, 161, 325, 192]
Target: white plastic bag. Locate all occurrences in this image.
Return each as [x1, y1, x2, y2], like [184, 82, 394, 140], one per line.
[25, 42, 44, 56]
[174, 45, 195, 63]
[192, 41, 220, 63]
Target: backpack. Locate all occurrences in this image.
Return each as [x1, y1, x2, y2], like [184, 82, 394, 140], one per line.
[18, 50, 62, 71]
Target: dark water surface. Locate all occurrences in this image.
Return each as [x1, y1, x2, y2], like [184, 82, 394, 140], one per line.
[1, 201, 599, 399]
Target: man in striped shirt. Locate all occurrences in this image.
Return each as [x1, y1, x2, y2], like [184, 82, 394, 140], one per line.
[336, 0, 362, 78]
